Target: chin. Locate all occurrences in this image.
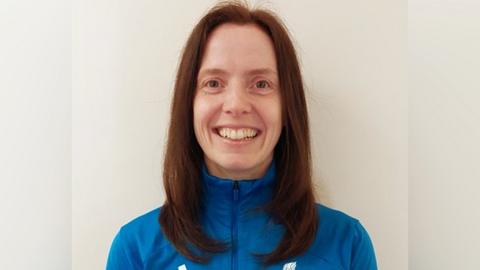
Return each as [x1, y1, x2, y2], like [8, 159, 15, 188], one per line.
[219, 159, 255, 172]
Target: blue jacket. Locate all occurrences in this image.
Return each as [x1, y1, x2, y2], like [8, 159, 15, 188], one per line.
[107, 162, 377, 269]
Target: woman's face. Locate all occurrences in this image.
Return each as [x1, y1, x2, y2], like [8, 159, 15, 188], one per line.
[193, 23, 282, 180]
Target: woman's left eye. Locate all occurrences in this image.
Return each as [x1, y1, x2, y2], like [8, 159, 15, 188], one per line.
[255, 80, 270, 89]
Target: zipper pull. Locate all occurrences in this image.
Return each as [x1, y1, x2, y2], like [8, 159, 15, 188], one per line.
[233, 181, 239, 201]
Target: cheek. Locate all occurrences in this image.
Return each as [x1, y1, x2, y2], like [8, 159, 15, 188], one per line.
[193, 96, 216, 131]
[193, 98, 204, 135]
[263, 99, 283, 130]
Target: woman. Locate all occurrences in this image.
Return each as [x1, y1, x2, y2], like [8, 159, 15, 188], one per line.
[107, 2, 377, 269]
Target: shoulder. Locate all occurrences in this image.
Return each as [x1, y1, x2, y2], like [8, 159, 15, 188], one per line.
[316, 203, 358, 224]
[314, 203, 373, 241]
[117, 206, 169, 250]
[310, 204, 378, 269]
[120, 207, 162, 236]
[107, 206, 169, 269]
[315, 204, 362, 232]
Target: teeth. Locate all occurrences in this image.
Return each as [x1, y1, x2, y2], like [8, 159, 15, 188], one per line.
[217, 128, 258, 140]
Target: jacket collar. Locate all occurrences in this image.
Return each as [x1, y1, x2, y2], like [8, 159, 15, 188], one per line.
[200, 161, 277, 213]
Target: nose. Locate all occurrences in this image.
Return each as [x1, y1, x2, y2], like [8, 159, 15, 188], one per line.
[222, 83, 252, 116]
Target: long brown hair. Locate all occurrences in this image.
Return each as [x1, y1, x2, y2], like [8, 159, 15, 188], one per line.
[159, 1, 318, 265]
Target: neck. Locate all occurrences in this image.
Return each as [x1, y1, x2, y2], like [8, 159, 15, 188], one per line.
[204, 157, 273, 180]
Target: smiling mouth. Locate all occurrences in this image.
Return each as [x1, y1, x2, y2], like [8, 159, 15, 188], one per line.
[214, 127, 260, 141]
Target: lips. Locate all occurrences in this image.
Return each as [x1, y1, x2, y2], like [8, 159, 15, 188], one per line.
[214, 127, 260, 140]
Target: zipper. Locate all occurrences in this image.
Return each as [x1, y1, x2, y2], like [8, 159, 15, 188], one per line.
[231, 181, 239, 270]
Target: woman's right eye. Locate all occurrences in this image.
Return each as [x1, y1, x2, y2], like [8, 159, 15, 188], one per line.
[206, 80, 220, 88]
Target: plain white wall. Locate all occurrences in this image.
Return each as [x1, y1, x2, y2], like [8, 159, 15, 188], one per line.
[409, 0, 480, 269]
[0, 0, 71, 269]
[73, 0, 407, 269]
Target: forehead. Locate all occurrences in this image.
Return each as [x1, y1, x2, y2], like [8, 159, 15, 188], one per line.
[199, 23, 277, 74]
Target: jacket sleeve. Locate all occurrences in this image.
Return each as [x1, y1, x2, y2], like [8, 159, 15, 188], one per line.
[106, 228, 138, 270]
[350, 221, 378, 270]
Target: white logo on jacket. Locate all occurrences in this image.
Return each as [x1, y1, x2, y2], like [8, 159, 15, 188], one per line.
[283, 261, 297, 270]
[177, 261, 297, 269]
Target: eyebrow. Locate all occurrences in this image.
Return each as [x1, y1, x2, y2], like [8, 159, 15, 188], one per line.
[245, 68, 277, 76]
[197, 68, 229, 78]
[197, 68, 277, 78]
